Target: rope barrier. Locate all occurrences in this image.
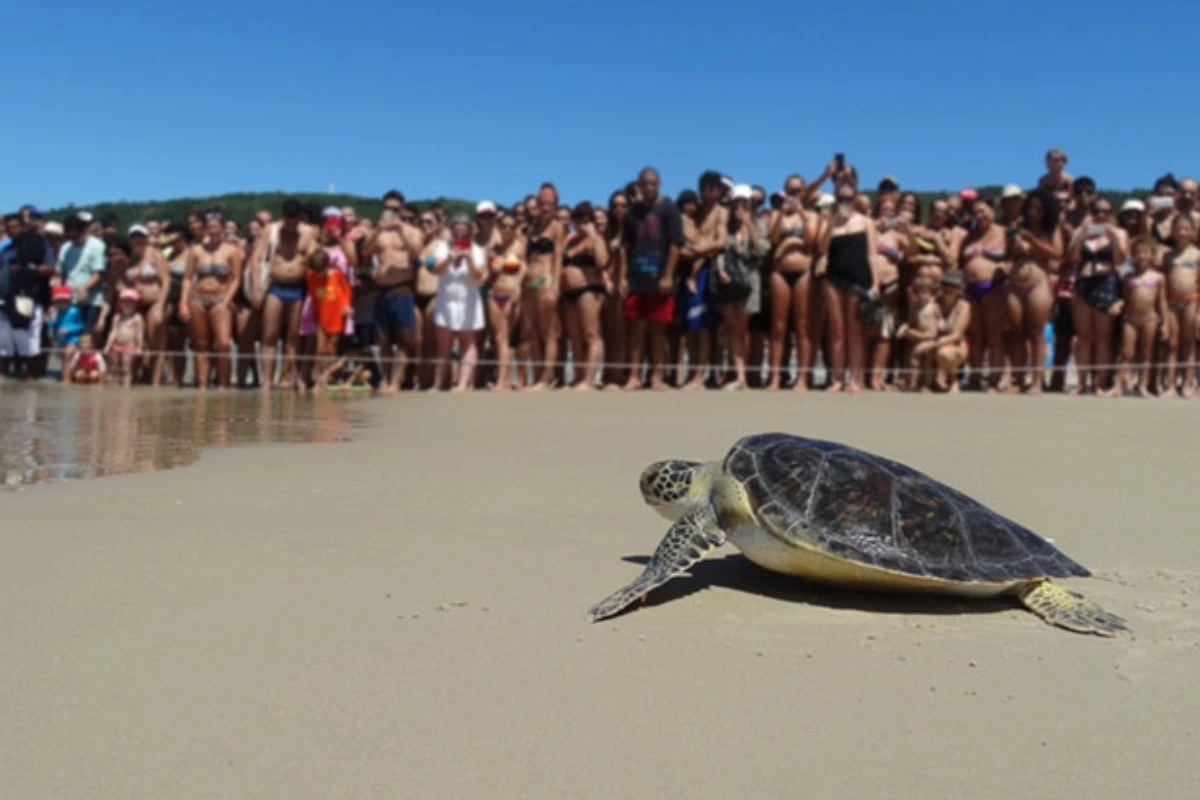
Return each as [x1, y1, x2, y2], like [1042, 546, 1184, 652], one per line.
[27, 345, 1200, 379]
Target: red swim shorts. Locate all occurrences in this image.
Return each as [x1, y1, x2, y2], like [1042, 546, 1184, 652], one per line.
[624, 292, 675, 324]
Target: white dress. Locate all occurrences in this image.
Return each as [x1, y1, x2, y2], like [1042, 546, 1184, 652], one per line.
[432, 241, 486, 332]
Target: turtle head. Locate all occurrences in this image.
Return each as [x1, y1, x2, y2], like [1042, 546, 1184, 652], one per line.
[639, 460, 718, 520]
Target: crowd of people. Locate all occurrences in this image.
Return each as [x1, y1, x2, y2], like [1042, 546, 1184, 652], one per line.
[3, 149, 1200, 397]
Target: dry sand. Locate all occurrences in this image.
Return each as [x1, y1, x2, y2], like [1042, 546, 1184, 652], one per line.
[2, 390, 1197, 799]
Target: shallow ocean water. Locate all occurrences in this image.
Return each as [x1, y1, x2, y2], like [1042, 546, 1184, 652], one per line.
[0, 383, 371, 490]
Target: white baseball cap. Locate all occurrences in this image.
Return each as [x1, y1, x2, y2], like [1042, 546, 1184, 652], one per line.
[475, 200, 497, 215]
[128, 224, 149, 237]
[1120, 199, 1146, 214]
[1001, 184, 1024, 200]
[731, 184, 754, 202]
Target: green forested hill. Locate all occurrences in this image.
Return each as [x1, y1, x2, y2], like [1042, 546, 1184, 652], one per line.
[44, 184, 1153, 229]
[44, 192, 477, 230]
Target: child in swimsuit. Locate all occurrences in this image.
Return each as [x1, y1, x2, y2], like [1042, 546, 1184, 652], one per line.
[104, 288, 144, 387]
[1162, 215, 1199, 395]
[895, 277, 942, 391]
[305, 248, 353, 391]
[1119, 237, 1169, 397]
[49, 285, 87, 377]
[66, 332, 106, 384]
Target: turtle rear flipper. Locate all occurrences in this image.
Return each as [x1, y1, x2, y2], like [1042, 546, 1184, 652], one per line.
[1015, 579, 1128, 637]
[587, 505, 725, 622]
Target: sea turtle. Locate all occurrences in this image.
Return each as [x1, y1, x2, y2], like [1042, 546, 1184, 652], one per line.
[587, 433, 1127, 636]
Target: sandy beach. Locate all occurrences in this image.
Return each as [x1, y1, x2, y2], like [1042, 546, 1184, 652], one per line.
[2, 389, 1197, 799]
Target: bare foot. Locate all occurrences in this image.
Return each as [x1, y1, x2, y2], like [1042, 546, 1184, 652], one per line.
[723, 381, 746, 391]
[622, 379, 642, 392]
[792, 379, 807, 393]
[948, 382, 961, 394]
[825, 381, 844, 393]
[572, 382, 594, 392]
[680, 378, 705, 392]
[649, 379, 669, 391]
[1136, 386, 1150, 398]
[1026, 383, 1043, 397]
[846, 381, 863, 394]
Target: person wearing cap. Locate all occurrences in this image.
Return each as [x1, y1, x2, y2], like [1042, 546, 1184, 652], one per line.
[103, 287, 145, 387]
[48, 284, 87, 374]
[928, 270, 971, 390]
[363, 198, 426, 393]
[56, 212, 107, 333]
[712, 184, 769, 391]
[1118, 198, 1150, 243]
[999, 185, 1025, 226]
[618, 166, 685, 391]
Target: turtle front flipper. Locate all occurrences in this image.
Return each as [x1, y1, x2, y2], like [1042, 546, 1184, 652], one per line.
[587, 505, 725, 622]
[1015, 580, 1129, 637]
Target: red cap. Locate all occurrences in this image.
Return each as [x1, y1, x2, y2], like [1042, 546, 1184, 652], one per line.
[322, 215, 345, 234]
[52, 286, 72, 302]
[959, 187, 979, 202]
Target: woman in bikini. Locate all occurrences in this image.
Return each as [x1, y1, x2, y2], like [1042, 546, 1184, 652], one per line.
[521, 184, 565, 391]
[601, 191, 630, 388]
[125, 225, 170, 386]
[1067, 197, 1126, 396]
[485, 213, 525, 391]
[766, 186, 821, 390]
[815, 181, 879, 393]
[414, 211, 443, 390]
[559, 202, 609, 391]
[907, 198, 960, 285]
[710, 187, 769, 391]
[867, 197, 906, 390]
[1004, 188, 1063, 395]
[1162, 214, 1200, 396]
[1118, 236, 1169, 397]
[958, 200, 1011, 391]
[180, 212, 243, 389]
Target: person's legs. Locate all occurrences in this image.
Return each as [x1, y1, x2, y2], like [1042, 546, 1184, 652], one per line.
[453, 331, 478, 391]
[259, 294, 284, 390]
[823, 282, 845, 391]
[209, 302, 234, 389]
[188, 300, 213, 389]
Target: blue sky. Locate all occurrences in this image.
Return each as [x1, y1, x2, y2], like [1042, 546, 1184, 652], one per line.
[5, 1, 1193, 212]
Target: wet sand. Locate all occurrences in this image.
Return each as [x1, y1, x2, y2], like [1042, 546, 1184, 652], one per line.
[1, 390, 1197, 798]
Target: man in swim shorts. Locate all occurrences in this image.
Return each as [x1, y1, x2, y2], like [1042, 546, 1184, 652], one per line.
[618, 166, 685, 390]
[365, 204, 424, 392]
[251, 198, 318, 390]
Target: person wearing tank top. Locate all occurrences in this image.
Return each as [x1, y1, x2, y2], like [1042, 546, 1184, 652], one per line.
[816, 181, 880, 393]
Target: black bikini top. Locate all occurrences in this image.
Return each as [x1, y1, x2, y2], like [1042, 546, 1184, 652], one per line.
[527, 237, 555, 256]
[1082, 240, 1114, 264]
[563, 250, 596, 268]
